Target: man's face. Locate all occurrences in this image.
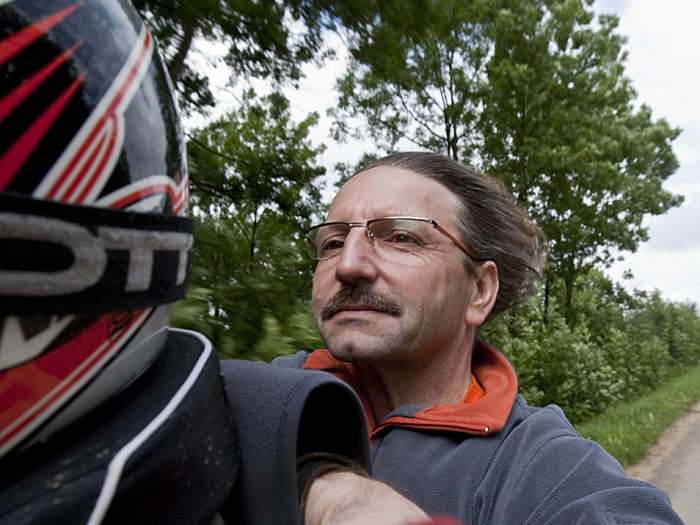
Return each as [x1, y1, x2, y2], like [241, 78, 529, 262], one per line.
[311, 167, 474, 365]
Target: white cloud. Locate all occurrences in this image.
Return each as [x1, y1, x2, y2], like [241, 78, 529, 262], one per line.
[596, 0, 700, 305]
[646, 195, 700, 251]
[609, 245, 700, 305]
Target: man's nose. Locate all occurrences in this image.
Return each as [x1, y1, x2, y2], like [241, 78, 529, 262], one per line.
[334, 227, 379, 284]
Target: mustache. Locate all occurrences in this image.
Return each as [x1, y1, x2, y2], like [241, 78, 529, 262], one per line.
[320, 286, 403, 320]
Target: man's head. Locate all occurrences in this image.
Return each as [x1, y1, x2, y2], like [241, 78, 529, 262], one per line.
[308, 152, 544, 365]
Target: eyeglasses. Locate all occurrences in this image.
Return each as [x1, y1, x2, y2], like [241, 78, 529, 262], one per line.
[304, 216, 480, 261]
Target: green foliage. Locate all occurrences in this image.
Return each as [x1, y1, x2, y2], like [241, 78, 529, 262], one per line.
[483, 2, 682, 318]
[133, 0, 320, 113]
[627, 291, 700, 368]
[333, 151, 381, 188]
[133, 0, 387, 114]
[172, 91, 326, 358]
[484, 293, 623, 422]
[252, 307, 323, 362]
[484, 271, 700, 424]
[330, 0, 490, 160]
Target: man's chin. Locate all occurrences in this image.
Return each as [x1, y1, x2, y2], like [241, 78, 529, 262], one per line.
[323, 333, 399, 364]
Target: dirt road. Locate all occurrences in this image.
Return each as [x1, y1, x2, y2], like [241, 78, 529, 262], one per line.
[625, 400, 700, 524]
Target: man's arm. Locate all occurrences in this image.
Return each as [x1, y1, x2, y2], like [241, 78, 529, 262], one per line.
[220, 359, 418, 523]
[482, 406, 682, 524]
[304, 471, 430, 525]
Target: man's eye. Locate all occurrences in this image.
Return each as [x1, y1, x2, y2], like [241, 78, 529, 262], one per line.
[384, 231, 420, 244]
[320, 239, 344, 255]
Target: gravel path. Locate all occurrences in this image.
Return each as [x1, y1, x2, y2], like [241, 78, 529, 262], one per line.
[625, 400, 700, 524]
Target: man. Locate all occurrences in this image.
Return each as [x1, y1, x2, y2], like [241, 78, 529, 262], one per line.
[275, 152, 683, 524]
[0, 1, 446, 523]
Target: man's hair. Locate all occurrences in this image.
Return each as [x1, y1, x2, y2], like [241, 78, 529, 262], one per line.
[357, 151, 546, 322]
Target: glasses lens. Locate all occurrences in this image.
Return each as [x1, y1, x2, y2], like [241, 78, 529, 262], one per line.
[307, 223, 350, 259]
[369, 218, 429, 252]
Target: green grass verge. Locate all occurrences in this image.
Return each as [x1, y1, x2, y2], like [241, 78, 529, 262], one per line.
[574, 363, 700, 467]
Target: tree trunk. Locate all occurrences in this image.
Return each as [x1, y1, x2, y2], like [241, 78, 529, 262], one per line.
[168, 23, 196, 84]
[543, 273, 550, 325]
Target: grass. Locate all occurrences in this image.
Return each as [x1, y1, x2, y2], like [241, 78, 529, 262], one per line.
[574, 364, 700, 467]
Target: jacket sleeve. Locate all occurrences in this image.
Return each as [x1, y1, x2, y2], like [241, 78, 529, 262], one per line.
[217, 359, 370, 525]
[271, 350, 310, 369]
[480, 404, 682, 524]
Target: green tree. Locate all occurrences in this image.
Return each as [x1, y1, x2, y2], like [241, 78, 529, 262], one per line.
[133, 0, 382, 114]
[481, 2, 681, 319]
[173, 91, 326, 357]
[330, 0, 489, 162]
[331, 0, 681, 321]
[132, 0, 319, 112]
[628, 291, 700, 368]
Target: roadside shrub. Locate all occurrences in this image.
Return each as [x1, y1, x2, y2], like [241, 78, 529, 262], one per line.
[485, 271, 700, 424]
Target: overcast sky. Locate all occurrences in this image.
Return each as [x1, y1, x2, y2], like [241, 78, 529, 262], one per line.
[192, 0, 699, 307]
[592, 0, 700, 306]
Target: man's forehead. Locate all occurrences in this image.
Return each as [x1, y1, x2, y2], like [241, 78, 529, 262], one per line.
[328, 167, 461, 221]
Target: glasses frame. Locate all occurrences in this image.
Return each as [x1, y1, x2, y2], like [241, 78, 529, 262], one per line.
[304, 216, 480, 261]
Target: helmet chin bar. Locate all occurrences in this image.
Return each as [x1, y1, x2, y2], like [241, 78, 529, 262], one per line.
[19, 305, 172, 453]
[0, 307, 159, 458]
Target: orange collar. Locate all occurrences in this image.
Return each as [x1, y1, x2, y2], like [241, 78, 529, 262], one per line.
[302, 341, 518, 439]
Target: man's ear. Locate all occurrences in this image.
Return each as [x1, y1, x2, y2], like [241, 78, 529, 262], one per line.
[465, 261, 499, 327]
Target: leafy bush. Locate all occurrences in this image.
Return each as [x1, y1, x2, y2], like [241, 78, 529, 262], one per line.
[484, 271, 700, 424]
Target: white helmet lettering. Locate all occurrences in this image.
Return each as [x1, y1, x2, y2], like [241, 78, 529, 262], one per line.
[0, 212, 193, 297]
[98, 227, 193, 292]
[0, 212, 107, 296]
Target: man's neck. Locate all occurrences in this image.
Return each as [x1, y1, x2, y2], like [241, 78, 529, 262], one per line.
[352, 347, 473, 423]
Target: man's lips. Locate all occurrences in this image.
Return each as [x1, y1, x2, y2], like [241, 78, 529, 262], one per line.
[330, 305, 388, 317]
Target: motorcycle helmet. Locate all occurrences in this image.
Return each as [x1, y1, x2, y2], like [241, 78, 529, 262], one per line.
[0, 0, 192, 458]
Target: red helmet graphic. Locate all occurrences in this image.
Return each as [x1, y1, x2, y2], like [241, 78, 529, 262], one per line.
[0, 0, 193, 458]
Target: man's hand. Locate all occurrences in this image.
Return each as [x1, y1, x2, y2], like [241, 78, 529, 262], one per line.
[303, 470, 430, 525]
